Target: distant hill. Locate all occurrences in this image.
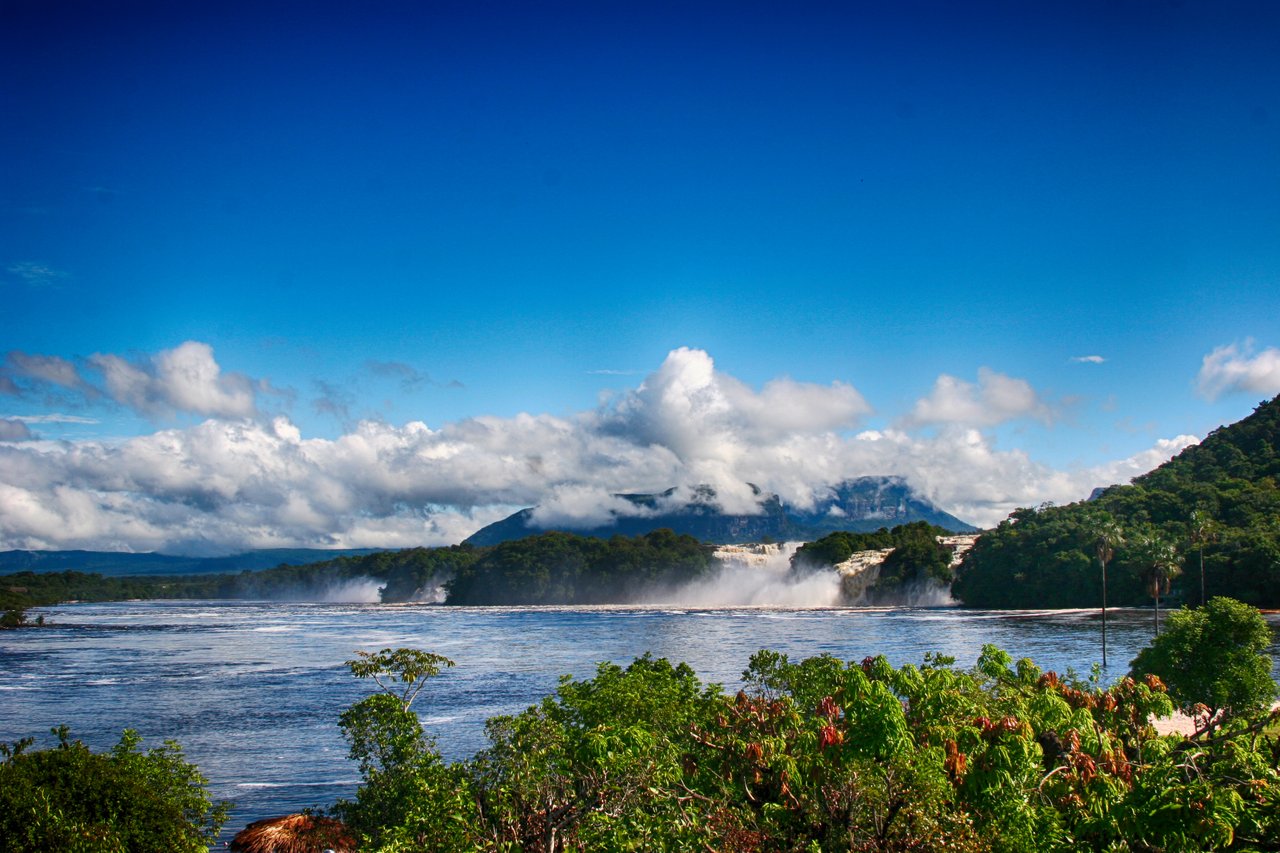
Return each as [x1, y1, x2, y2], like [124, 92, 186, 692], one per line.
[0, 548, 381, 577]
[954, 395, 1280, 609]
[465, 477, 976, 546]
[787, 478, 978, 538]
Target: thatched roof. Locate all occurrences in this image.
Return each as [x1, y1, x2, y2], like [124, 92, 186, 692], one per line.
[228, 813, 357, 853]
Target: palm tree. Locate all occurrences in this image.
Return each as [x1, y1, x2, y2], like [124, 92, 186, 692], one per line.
[1132, 528, 1181, 635]
[1087, 514, 1124, 667]
[1188, 509, 1218, 606]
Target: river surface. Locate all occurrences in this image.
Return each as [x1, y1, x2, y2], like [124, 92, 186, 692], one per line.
[2, 600, 1278, 845]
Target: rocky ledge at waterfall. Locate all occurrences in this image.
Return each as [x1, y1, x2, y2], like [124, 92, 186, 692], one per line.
[832, 533, 978, 605]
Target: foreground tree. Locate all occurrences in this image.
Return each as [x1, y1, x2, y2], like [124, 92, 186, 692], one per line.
[470, 655, 721, 851]
[344, 647, 456, 712]
[0, 726, 229, 853]
[1130, 596, 1278, 727]
[332, 648, 481, 851]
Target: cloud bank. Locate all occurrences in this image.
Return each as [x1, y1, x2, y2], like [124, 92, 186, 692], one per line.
[1196, 340, 1280, 401]
[0, 344, 1197, 555]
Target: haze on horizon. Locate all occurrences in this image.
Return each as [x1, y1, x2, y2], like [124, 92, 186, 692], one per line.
[2, 1, 1279, 555]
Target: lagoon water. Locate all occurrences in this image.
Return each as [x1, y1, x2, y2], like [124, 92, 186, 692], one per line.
[3, 600, 1278, 845]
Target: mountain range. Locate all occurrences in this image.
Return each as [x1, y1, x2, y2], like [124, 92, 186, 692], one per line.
[464, 476, 976, 546]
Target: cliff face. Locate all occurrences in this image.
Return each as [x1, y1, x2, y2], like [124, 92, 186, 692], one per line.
[464, 478, 977, 546]
[832, 533, 977, 604]
[833, 548, 895, 602]
[712, 542, 801, 569]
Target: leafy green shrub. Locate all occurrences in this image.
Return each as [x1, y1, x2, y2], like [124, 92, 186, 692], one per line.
[0, 727, 229, 853]
[335, 643, 1280, 851]
[1130, 596, 1278, 721]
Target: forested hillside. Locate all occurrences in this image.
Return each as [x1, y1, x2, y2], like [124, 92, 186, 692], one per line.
[954, 396, 1280, 608]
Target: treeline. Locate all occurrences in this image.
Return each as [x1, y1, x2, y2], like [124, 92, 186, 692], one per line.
[955, 396, 1280, 609]
[1, 529, 714, 618]
[0, 557, 386, 623]
[445, 528, 713, 604]
[0, 560, 399, 625]
[291, 529, 714, 605]
[1, 571, 215, 626]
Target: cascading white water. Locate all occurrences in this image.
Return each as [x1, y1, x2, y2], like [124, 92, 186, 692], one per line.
[635, 542, 845, 607]
[409, 577, 450, 603]
[312, 576, 385, 603]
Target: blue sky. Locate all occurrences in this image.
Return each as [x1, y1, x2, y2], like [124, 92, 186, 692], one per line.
[2, 1, 1279, 553]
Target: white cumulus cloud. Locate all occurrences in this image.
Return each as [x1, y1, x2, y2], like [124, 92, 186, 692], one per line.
[902, 367, 1051, 428]
[1196, 340, 1280, 401]
[90, 341, 258, 419]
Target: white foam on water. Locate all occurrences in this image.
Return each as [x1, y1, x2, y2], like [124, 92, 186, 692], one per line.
[236, 779, 361, 789]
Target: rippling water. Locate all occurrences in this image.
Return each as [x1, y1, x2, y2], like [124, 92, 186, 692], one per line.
[2, 600, 1277, 845]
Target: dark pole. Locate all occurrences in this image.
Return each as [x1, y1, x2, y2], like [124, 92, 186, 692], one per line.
[1200, 548, 1206, 607]
[1154, 583, 1160, 635]
[1101, 557, 1108, 668]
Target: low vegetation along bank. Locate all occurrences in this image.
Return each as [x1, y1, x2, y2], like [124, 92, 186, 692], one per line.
[0, 529, 719, 623]
[3, 597, 1278, 851]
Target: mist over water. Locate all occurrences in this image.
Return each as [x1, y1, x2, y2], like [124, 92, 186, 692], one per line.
[659, 564, 844, 608]
[314, 576, 384, 603]
[642, 542, 956, 609]
[642, 543, 844, 607]
[858, 579, 957, 608]
[408, 576, 450, 603]
[256, 576, 386, 603]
